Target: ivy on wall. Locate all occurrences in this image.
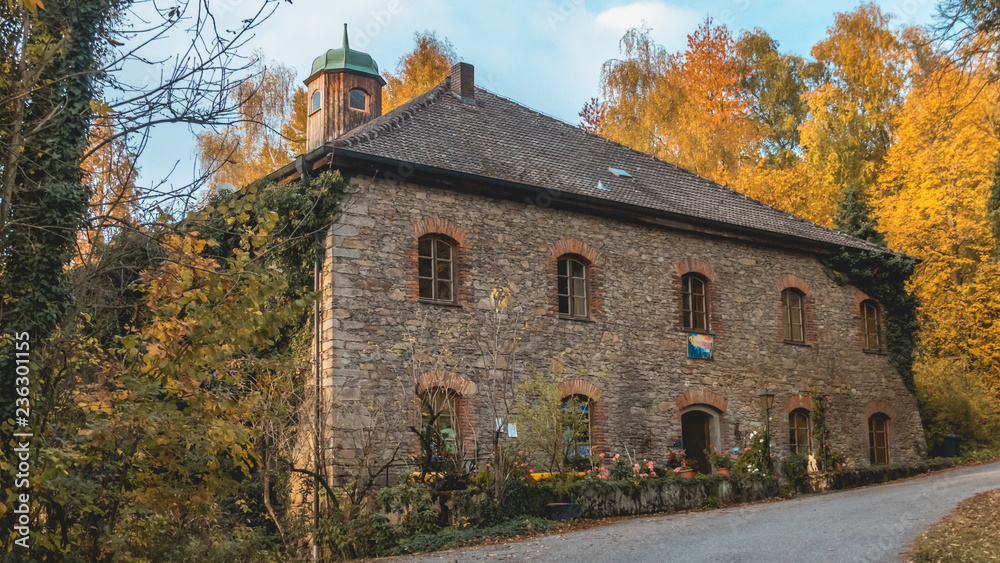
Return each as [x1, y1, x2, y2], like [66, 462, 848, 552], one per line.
[823, 248, 919, 392]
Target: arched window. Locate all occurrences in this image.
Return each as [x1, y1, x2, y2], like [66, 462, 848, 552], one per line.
[682, 274, 709, 331]
[788, 409, 811, 454]
[420, 387, 460, 459]
[418, 236, 455, 303]
[349, 88, 367, 111]
[311, 90, 321, 112]
[561, 394, 593, 463]
[781, 289, 805, 343]
[869, 414, 889, 465]
[557, 256, 588, 318]
[861, 300, 881, 351]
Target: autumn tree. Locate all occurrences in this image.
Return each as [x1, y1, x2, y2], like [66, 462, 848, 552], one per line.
[382, 31, 458, 112]
[78, 113, 140, 261]
[801, 4, 913, 198]
[736, 29, 814, 167]
[874, 50, 1000, 433]
[597, 20, 760, 184]
[595, 26, 672, 158]
[197, 55, 305, 190]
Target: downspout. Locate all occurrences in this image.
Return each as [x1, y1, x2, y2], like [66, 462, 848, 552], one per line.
[313, 230, 322, 560]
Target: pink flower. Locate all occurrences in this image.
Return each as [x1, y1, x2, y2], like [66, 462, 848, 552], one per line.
[674, 467, 682, 473]
[646, 461, 654, 471]
[599, 453, 605, 458]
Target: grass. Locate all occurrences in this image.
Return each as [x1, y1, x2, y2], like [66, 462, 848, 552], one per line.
[909, 488, 1000, 562]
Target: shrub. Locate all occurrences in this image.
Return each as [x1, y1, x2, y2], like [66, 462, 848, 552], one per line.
[915, 357, 1000, 454]
[733, 430, 772, 476]
[780, 453, 809, 489]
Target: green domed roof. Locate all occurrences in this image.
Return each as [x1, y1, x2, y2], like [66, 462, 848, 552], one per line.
[309, 24, 381, 79]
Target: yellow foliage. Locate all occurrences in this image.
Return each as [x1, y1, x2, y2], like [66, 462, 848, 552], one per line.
[382, 31, 457, 112]
[731, 160, 838, 227]
[876, 60, 1000, 405]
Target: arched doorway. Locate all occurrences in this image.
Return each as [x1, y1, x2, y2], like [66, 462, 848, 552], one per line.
[681, 406, 722, 473]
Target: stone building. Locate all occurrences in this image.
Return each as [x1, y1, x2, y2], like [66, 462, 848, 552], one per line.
[269, 32, 925, 477]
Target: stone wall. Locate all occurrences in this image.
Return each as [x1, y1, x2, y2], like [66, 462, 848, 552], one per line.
[318, 175, 926, 478]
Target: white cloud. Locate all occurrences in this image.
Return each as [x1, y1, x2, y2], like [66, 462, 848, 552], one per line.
[595, 1, 700, 47]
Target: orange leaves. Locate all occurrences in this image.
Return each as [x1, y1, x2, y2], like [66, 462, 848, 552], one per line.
[596, 19, 760, 184]
[382, 31, 458, 112]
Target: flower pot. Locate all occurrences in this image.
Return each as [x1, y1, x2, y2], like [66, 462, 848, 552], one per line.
[716, 468, 731, 476]
[678, 468, 694, 479]
[545, 502, 582, 521]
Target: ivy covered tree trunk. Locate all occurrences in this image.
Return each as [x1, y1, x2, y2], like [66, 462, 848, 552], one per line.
[1, 0, 114, 415]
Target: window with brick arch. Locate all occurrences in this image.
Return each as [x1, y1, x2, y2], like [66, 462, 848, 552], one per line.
[788, 408, 811, 454]
[781, 289, 806, 342]
[420, 387, 460, 459]
[861, 300, 881, 351]
[561, 394, 593, 466]
[557, 256, 589, 318]
[869, 414, 889, 465]
[681, 274, 709, 331]
[418, 236, 455, 303]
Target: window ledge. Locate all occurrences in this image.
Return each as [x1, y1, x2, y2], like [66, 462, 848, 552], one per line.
[782, 340, 812, 347]
[418, 299, 462, 309]
[559, 315, 595, 323]
[863, 349, 887, 355]
[680, 328, 715, 336]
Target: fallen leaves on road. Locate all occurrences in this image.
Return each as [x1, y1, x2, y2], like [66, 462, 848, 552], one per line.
[907, 488, 1000, 562]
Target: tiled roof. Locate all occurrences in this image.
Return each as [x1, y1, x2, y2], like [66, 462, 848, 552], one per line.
[333, 80, 882, 253]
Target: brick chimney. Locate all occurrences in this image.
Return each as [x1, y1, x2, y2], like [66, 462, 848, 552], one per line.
[450, 62, 475, 101]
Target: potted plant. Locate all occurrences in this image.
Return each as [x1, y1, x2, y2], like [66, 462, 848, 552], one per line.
[673, 454, 694, 478]
[706, 449, 735, 476]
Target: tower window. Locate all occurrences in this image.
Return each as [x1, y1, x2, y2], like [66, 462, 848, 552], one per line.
[311, 90, 321, 113]
[349, 89, 367, 111]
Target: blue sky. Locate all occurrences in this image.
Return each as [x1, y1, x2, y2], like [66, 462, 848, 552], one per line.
[132, 0, 939, 190]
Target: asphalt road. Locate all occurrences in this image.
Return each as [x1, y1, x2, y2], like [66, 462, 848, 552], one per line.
[393, 461, 1000, 563]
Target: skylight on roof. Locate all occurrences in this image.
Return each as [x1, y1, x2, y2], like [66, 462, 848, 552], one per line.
[595, 180, 609, 191]
[608, 167, 632, 178]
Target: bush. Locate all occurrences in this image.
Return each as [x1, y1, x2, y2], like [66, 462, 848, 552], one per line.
[780, 453, 810, 489]
[733, 430, 772, 476]
[915, 357, 1000, 454]
[826, 458, 954, 490]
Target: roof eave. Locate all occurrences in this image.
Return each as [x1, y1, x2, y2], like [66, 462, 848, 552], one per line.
[270, 146, 907, 260]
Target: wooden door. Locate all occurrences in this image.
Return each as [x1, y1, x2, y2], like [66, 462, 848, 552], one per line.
[682, 410, 711, 473]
